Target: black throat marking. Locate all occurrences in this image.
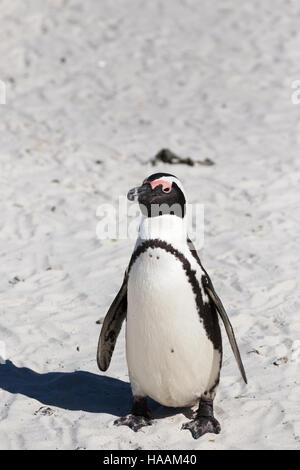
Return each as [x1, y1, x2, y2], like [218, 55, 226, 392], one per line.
[128, 239, 222, 353]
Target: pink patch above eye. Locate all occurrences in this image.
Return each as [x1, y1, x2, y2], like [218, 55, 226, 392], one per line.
[150, 179, 172, 192]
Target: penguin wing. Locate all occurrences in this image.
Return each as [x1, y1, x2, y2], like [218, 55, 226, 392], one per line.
[205, 284, 247, 384]
[187, 238, 247, 384]
[97, 271, 128, 372]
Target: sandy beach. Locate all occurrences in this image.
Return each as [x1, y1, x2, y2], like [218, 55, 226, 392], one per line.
[0, 0, 300, 450]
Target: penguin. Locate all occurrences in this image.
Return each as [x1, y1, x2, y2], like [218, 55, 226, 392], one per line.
[97, 172, 247, 439]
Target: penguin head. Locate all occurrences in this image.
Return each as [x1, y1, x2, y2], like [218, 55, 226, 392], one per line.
[127, 173, 186, 218]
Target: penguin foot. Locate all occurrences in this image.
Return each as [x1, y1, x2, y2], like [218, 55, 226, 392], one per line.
[181, 416, 221, 439]
[182, 398, 220, 439]
[114, 414, 152, 432]
[114, 396, 152, 432]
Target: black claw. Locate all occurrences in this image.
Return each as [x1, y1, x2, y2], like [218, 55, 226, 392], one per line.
[114, 414, 152, 432]
[182, 416, 221, 439]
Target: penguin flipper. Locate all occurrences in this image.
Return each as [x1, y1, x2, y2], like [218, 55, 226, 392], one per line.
[205, 285, 247, 384]
[97, 272, 127, 372]
[187, 238, 247, 384]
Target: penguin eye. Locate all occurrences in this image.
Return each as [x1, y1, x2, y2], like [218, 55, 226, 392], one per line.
[163, 187, 171, 193]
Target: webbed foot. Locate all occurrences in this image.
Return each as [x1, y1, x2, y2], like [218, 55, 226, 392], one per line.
[182, 416, 221, 439]
[114, 396, 152, 432]
[114, 414, 151, 432]
[182, 397, 221, 439]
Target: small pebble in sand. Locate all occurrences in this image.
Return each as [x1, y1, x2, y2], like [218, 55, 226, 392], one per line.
[247, 349, 260, 355]
[273, 357, 288, 366]
[9, 276, 23, 285]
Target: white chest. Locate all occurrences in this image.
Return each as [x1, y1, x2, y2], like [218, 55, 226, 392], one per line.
[126, 245, 220, 407]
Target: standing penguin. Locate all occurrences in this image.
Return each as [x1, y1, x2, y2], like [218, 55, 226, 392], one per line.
[97, 172, 247, 439]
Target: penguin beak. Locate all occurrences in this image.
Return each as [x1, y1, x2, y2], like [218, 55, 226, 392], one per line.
[127, 186, 139, 201]
[127, 183, 151, 202]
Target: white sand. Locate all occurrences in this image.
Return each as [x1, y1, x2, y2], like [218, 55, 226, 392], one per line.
[0, 0, 300, 450]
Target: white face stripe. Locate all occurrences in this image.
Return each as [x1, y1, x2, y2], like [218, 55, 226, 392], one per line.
[150, 176, 186, 199]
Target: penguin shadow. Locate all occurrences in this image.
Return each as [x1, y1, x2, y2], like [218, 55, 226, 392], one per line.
[150, 402, 195, 421]
[0, 360, 194, 420]
[0, 360, 131, 416]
